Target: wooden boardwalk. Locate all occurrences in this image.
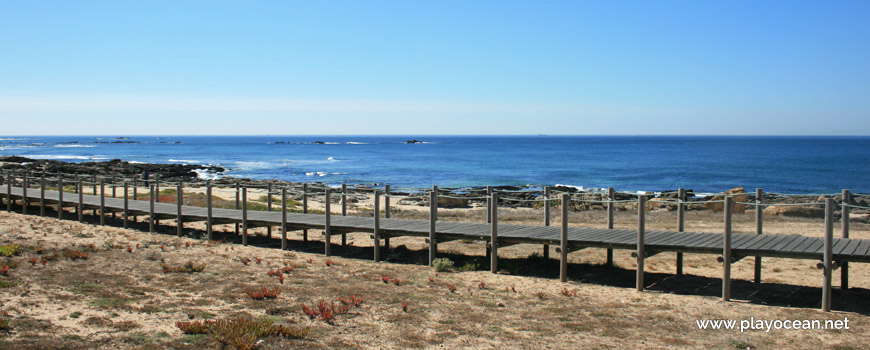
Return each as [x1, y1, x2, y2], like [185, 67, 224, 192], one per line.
[0, 184, 861, 311]
[3, 186, 867, 262]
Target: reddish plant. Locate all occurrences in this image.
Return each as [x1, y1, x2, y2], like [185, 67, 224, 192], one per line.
[176, 320, 211, 334]
[246, 286, 280, 300]
[478, 282, 486, 290]
[185, 242, 191, 248]
[560, 288, 578, 297]
[509, 284, 517, 293]
[127, 247, 134, 253]
[0, 264, 9, 276]
[401, 302, 408, 312]
[306, 258, 313, 263]
[160, 245, 166, 251]
[239, 257, 251, 265]
[325, 260, 333, 267]
[255, 257, 262, 265]
[29, 258, 37, 266]
[428, 277, 435, 283]
[392, 278, 400, 286]
[63, 250, 89, 260]
[339, 295, 365, 307]
[280, 265, 294, 273]
[381, 276, 390, 284]
[448, 285, 457, 293]
[40, 257, 47, 266]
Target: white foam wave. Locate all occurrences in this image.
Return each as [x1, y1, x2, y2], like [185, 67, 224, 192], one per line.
[345, 142, 369, 145]
[194, 168, 221, 180]
[168, 159, 199, 164]
[129, 161, 146, 164]
[305, 172, 345, 177]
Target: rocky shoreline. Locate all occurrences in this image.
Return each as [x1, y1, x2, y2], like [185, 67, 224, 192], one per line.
[1, 156, 867, 219]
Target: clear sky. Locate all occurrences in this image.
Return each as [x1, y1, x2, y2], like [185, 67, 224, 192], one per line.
[1, 1, 868, 135]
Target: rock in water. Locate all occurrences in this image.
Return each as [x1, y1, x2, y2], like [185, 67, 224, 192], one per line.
[705, 187, 747, 213]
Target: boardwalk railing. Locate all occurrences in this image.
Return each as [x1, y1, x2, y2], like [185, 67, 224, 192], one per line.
[0, 169, 867, 312]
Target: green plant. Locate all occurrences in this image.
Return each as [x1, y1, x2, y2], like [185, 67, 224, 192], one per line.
[161, 260, 206, 273]
[0, 245, 21, 257]
[0, 319, 11, 331]
[69, 311, 83, 319]
[176, 317, 307, 350]
[456, 262, 480, 272]
[432, 257, 454, 272]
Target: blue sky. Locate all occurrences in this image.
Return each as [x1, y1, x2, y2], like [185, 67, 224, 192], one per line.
[1, 1, 868, 135]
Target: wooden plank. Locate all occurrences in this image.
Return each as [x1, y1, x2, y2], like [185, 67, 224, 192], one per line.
[780, 236, 811, 253]
[840, 239, 863, 256]
[769, 235, 803, 252]
[848, 239, 870, 258]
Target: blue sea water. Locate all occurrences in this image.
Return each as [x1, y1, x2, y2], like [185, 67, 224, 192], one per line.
[1, 135, 869, 194]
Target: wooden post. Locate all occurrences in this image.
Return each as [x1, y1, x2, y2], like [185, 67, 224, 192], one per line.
[486, 186, 493, 223]
[340, 184, 347, 247]
[324, 189, 331, 256]
[606, 187, 615, 267]
[99, 179, 105, 226]
[111, 176, 116, 219]
[132, 178, 138, 221]
[560, 193, 569, 282]
[429, 186, 437, 266]
[123, 182, 129, 229]
[543, 186, 550, 259]
[302, 183, 309, 242]
[154, 177, 160, 226]
[267, 183, 273, 238]
[206, 182, 213, 241]
[636, 195, 646, 291]
[57, 177, 64, 220]
[491, 192, 498, 273]
[374, 190, 381, 262]
[22, 173, 28, 215]
[149, 184, 155, 233]
[754, 188, 763, 284]
[242, 186, 248, 246]
[384, 184, 390, 251]
[676, 188, 685, 275]
[823, 198, 833, 312]
[281, 187, 287, 250]
[176, 182, 183, 237]
[234, 181, 240, 235]
[723, 196, 733, 301]
[841, 189, 850, 290]
[77, 177, 83, 222]
[5, 171, 10, 212]
[39, 175, 45, 216]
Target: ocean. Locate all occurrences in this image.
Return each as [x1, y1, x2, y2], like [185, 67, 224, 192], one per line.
[1, 135, 868, 194]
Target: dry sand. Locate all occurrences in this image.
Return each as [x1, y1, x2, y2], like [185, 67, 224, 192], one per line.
[0, 197, 869, 349]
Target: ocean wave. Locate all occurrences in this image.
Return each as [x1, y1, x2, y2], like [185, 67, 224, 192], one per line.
[194, 168, 222, 180]
[345, 142, 369, 145]
[305, 172, 346, 177]
[168, 159, 200, 164]
[55, 144, 96, 148]
[231, 161, 275, 171]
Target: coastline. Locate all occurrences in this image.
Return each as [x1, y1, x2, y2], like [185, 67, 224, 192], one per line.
[1, 156, 869, 221]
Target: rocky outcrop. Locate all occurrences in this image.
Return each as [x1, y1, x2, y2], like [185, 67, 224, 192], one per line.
[0, 156, 224, 182]
[705, 187, 747, 213]
[763, 205, 825, 218]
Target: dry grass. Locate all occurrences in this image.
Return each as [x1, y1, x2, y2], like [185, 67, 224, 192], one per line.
[0, 201, 869, 349]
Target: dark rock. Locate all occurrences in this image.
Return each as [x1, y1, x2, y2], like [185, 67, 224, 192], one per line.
[0, 156, 224, 182]
[313, 141, 325, 144]
[404, 140, 423, 144]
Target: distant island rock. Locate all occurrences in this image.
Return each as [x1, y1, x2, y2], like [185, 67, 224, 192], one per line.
[404, 140, 423, 144]
[313, 141, 325, 144]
